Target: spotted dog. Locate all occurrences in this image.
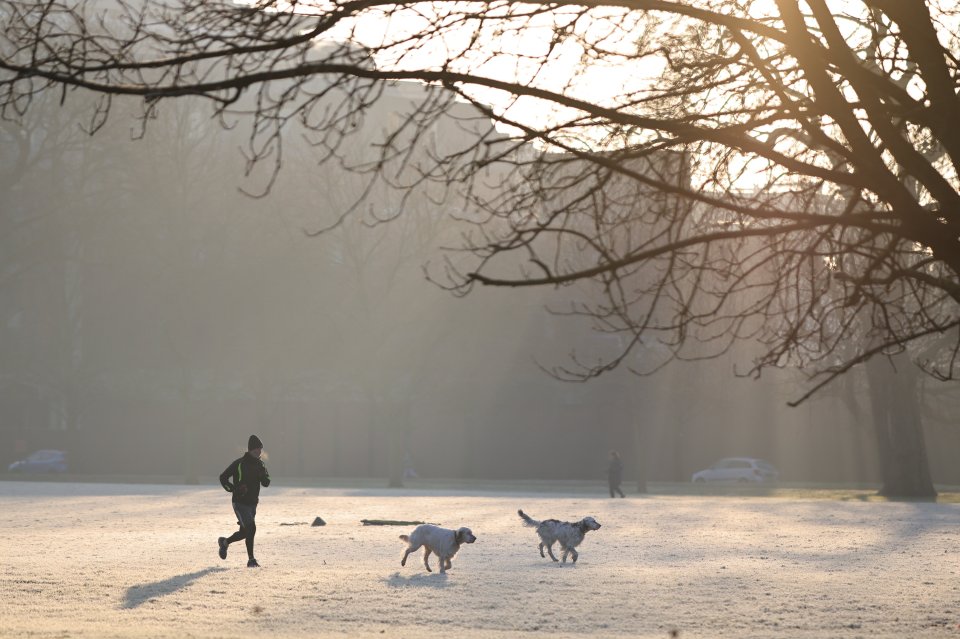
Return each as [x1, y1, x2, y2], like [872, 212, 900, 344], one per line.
[399, 524, 477, 574]
[517, 509, 600, 564]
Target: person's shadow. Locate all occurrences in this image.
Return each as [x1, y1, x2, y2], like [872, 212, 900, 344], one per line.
[384, 571, 450, 589]
[123, 567, 228, 609]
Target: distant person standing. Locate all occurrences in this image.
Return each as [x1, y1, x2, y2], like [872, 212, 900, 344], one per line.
[218, 435, 271, 567]
[607, 450, 625, 498]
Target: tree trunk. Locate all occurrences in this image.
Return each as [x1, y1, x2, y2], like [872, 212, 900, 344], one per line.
[182, 420, 198, 484]
[366, 410, 378, 478]
[180, 385, 198, 484]
[386, 401, 407, 488]
[865, 355, 936, 498]
[632, 417, 648, 494]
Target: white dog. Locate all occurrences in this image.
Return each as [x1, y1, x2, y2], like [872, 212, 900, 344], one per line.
[399, 524, 477, 573]
[518, 509, 600, 564]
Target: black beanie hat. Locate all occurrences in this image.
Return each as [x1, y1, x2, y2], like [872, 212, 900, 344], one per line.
[248, 435, 263, 450]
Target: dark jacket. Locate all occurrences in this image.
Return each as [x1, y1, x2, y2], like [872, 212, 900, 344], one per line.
[220, 452, 271, 505]
[608, 457, 623, 483]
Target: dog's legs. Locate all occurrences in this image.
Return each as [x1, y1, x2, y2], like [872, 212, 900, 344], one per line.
[538, 542, 546, 558]
[546, 542, 560, 562]
[560, 546, 570, 563]
[438, 555, 447, 574]
[401, 542, 421, 567]
[422, 547, 433, 572]
[570, 547, 579, 563]
[444, 558, 452, 571]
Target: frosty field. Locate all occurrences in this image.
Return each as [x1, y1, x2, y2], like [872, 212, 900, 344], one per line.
[2, 481, 959, 638]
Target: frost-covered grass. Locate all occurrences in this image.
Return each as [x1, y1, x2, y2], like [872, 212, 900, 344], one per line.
[2, 480, 959, 638]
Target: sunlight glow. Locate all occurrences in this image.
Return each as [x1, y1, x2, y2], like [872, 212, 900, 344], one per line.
[246, 0, 955, 191]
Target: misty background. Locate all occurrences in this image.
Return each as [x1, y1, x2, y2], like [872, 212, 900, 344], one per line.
[3, 70, 960, 487]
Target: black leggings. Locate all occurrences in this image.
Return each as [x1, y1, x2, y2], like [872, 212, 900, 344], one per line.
[609, 480, 625, 498]
[225, 521, 256, 559]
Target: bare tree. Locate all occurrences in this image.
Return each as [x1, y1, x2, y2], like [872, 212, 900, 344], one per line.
[0, 88, 120, 457]
[3, 0, 959, 495]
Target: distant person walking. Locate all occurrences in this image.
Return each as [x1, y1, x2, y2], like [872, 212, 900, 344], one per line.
[218, 435, 271, 567]
[607, 450, 625, 498]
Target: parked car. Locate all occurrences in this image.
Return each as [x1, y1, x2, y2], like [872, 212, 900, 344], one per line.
[8, 449, 68, 474]
[691, 457, 778, 483]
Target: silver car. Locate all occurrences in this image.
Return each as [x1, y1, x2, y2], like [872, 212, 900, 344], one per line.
[691, 457, 778, 483]
[8, 449, 68, 474]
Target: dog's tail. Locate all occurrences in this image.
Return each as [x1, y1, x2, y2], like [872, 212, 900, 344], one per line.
[399, 534, 410, 543]
[518, 509, 540, 527]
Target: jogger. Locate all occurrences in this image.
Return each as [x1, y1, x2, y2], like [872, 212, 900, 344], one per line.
[219, 435, 271, 567]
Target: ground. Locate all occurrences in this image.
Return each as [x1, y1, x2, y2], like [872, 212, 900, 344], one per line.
[1, 481, 959, 638]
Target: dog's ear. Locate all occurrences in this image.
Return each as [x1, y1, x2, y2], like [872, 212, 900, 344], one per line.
[454, 529, 463, 544]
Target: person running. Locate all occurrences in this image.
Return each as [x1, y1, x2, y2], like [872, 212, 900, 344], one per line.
[218, 435, 271, 567]
[607, 450, 625, 498]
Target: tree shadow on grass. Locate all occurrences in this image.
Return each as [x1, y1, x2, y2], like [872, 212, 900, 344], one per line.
[384, 571, 450, 589]
[123, 567, 228, 609]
